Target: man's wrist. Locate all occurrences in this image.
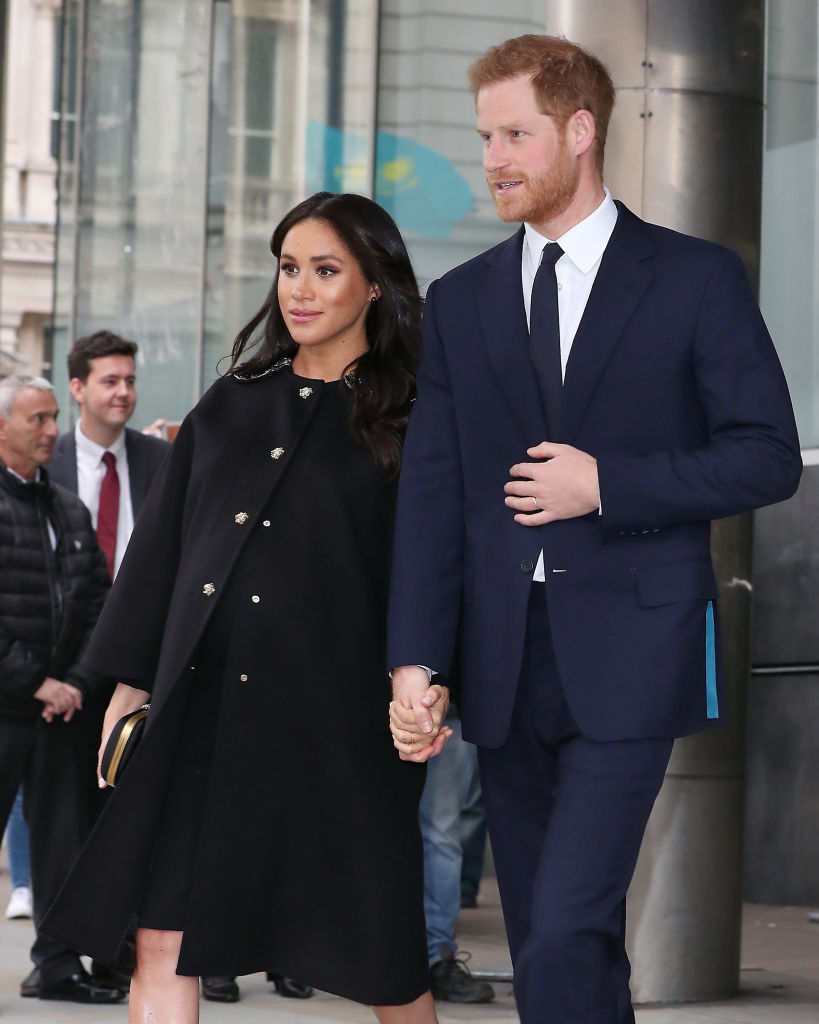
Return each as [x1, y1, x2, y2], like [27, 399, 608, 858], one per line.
[390, 664, 434, 682]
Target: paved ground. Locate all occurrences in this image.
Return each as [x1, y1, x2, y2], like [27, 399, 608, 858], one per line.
[1, 864, 818, 1022]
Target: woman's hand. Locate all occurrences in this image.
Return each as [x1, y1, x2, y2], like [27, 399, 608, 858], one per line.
[389, 668, 451, 762]
[97, 682, 151, 789]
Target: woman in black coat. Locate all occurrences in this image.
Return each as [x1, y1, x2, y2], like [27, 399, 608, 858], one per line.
[43, 193, 450, 1023]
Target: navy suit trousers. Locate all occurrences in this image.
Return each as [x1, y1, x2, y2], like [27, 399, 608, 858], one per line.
[478, 585, 673, 1024]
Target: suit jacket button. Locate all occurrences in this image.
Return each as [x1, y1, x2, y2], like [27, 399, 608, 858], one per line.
[520, 559, 534, 573]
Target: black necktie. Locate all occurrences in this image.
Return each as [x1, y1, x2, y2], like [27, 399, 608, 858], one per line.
[529, 242, 564, 439]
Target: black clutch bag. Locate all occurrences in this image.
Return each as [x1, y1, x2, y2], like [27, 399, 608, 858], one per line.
[100, 705, 150, 787]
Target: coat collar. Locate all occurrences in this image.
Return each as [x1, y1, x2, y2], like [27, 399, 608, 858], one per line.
[475, 206, 656, 445]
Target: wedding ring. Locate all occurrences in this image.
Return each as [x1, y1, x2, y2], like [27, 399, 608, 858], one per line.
[531, 496, 539, 509]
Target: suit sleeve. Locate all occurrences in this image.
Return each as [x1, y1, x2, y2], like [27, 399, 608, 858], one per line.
[596, 249, 802, 529]
[387, 279, 465, 677]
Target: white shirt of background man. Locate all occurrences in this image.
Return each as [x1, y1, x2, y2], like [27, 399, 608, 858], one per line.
[74, 421, 134, 578]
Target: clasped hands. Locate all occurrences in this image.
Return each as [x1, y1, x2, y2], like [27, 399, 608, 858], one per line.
[389, 666, 452, 763]
[504, 441, 599, 524]
[34, 677, 83, 723]
[389, 443, 598, 761]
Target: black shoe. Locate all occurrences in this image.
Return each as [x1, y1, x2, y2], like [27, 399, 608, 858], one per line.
[38, 967, 127, 1003]
[266, 972, 314, 998]
[20, 967, 40, 997]
[202, 976, 240, 1003]
[90, 960, 132, 993]
[460, 891, 478, 909]
[430, 947, 494, 1003]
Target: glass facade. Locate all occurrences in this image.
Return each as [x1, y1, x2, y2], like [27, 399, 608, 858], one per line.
[50, 0, 819, 444]
[761, 0, 819, 448]
[53, 0, 213, 426]
[50, 0, 558, 426]
[52, 0, 381, 426]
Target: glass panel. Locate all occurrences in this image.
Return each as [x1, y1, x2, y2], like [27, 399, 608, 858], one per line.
[51, 0, 83, 398]
[52, 0, 212, 428]
[761, 1, 819, 447]
[200, 0, 378, 387]
[375, 2, 545, 289]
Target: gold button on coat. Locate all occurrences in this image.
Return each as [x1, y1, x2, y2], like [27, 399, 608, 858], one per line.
[270, 447, 285, 460]
[203, 583, 215, 596]
[234, 512, 249, 525]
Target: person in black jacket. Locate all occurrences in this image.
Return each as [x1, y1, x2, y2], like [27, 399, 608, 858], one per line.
[0, 373, 120, 1005]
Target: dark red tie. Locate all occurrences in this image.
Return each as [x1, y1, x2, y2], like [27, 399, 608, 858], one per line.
[97, 451, 120, 578]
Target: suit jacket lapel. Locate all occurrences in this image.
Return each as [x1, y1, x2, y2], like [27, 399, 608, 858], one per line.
[561, 203, 656, 443]
[478, 228, 547, 443]
[125, 430, 149, 517]
[52, 433, 79, 493]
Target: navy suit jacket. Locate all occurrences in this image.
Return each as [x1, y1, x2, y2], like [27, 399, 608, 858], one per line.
[47, 427, 169, 520]
[387, 203, 801, 748]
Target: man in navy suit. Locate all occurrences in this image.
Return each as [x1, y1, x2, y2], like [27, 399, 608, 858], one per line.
[47, 331, 168, 577]
[387, 34, 801, 1023]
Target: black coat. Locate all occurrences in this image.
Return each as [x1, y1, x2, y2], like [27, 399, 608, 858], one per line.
[43, 365, 428, 1005]
[0, 461, 109, 722]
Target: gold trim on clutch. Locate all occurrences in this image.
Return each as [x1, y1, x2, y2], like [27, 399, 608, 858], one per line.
[104, 707, 150, 785]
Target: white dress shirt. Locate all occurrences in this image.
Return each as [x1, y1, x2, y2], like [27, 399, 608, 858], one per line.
[75, 422, 134, 578]
[522, 188, 618, 580]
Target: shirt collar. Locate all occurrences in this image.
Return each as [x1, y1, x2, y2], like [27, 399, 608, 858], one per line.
[524, 187, 618, 274]
[75, 420, 127, 463]
[5, 464, 42, 484]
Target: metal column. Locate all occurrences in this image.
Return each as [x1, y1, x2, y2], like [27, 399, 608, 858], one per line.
[544, 0, 766, 1002]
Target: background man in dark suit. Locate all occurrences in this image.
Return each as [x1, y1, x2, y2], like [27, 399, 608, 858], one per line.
[387, 34, 802, 1024]
[47, 330, 168, 579]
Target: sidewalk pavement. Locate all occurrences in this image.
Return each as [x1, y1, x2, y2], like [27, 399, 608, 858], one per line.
[1, 866, 818, 1023]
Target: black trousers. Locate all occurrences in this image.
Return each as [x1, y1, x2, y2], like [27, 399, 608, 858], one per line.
[478, 586, 674, 1024]
[0, 709, 105, 983]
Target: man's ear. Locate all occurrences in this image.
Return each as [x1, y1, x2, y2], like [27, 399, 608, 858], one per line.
[572, 109, 597, 158]
[68, 377, 85, 405]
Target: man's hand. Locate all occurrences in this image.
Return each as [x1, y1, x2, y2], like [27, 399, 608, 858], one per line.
[504, 441, 600, 525]
[34, 678, 83, 722]
[389, 666, 452, 763]
[141, 418, 167, 438]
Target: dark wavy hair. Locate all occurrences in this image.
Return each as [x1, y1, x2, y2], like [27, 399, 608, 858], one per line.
[228, 192, 422, 477]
